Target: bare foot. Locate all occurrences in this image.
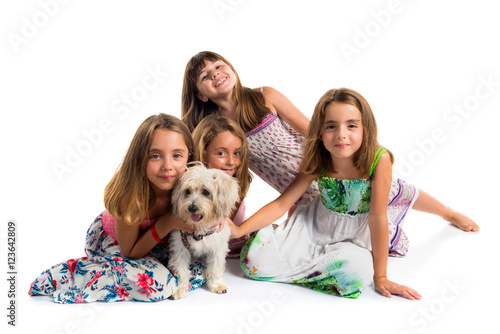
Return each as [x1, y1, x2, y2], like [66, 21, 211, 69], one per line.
[445, 208, 480, 232]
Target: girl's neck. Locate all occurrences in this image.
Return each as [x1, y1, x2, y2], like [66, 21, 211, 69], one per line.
[150, 187, 172, 206]
[213, 96, 237, 120]
[327, 156, 361, 179]
[149, 191, 172, 218]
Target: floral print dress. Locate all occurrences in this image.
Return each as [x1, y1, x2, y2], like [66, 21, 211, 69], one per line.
[28, 211, 206, 303]
[240, 148, 419, 298]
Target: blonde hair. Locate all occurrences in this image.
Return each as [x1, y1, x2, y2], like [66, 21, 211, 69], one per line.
[181, 51, 270, 133]
[104, 113, 193, 225]
[192, 114, 252, 199]
[300, 88, 394, 178]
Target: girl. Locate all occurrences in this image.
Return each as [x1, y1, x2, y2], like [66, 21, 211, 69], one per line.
[29, 113, 204, 303]
[182, 51, 318, 206]
[230, 88, 479, 300]
[181, 51, 477, 229]
[192, 114, 252, 258]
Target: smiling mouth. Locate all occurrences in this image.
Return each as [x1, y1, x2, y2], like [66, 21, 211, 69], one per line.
[222, 170, 235, 177]
[215, 77, 227, 87]
[335, 144, 349, 149]
[160, 175, 174, 181]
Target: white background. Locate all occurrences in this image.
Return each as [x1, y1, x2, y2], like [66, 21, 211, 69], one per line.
[1, 0, 499, 333]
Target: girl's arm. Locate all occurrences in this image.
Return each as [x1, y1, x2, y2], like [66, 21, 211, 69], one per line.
[261, 86, 310, 137]
[116, 213, 194, 259]
[369, 152, 421, 300]
[231, 172, 317, 238]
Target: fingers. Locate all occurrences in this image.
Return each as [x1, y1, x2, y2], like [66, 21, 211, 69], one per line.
[179, 219, 195, 233]
[214, 218, 233, 233]
[405, 287, 422, 300]
[380, 286, 392, 298]
[401, 289, 416, 300]
[377, 281, 422, 300]
[216, 218, 226, 233]
[181, 225, 195, 233]
[375, 284, 392, 298]
[217, 222, 224, 233]
[392, 285, 421, 301]
[161, 214, 195, 233]
[217, 218, 233, 233]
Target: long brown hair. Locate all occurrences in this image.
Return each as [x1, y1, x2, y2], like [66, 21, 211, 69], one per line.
[181, 51, 270, 133]
[104, 113, 193, 225]
[300, 88, 393, 178]
[192, 115, 252, 199]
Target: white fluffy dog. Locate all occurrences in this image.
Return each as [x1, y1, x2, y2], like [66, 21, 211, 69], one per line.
[169, 162, 240, 300]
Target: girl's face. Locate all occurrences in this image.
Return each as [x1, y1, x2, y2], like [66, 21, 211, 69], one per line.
[146, 129, 189, 196]
[205, 131, 242, 177]
[321, 102, 363, 162]
[195, 59, 236, 102]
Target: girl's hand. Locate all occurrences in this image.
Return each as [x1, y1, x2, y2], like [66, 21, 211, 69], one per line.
[214, 218, 230, 233]
[228, 219, 241, 239]
[159, 213, 195, 233]
[374, 277, 421, 300]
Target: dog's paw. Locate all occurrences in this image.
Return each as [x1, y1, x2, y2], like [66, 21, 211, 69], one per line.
[171, 288, 187, 300]
[209, 283, 228, 294]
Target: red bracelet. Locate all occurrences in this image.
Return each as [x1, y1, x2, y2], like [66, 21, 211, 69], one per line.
[151, 224, 163, 243]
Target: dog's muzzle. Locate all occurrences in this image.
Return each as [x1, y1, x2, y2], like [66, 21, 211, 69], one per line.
[187, 204, 203, 222]
[188, 204, 198, 213]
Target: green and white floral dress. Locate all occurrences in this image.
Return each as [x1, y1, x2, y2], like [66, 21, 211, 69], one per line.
[240, 148, 418, 298]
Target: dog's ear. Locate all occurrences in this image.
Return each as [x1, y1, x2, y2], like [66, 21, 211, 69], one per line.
[171, 171, 187, 216]
[212, 170, 240, 219]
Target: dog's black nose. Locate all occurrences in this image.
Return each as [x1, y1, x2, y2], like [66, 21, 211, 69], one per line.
[188, 204, 198, 214]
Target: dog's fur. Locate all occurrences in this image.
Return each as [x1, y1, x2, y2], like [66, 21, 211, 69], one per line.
[169, 162, 240, 299]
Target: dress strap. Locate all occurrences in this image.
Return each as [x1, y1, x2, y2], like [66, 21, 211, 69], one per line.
[370, 147, 387, 176]
[259, 87, 266, 103]
[320, 166, 326, 178]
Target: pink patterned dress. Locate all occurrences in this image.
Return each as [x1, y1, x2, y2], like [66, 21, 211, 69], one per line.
[227, 198, 250, 259]
[246, 113, 319, 206]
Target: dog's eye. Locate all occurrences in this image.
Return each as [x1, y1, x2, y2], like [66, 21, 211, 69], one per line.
[202, 189, 210, 196]
[185, 189, 191, 196]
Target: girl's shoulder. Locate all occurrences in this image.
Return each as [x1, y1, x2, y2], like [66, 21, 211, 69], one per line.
[251, 86, 278, 113]
[258, 86, 279, 99]
[250, 86, 273, 100]
[298, 171, 321, 183]
[370, 149, 392, 178]
[251, 86, 283, 99]
[250, 86, 273, 94]
[250, 87, 265, 94]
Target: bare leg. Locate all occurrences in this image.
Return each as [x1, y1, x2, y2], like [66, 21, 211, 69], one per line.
[412, 189, 479, 232]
